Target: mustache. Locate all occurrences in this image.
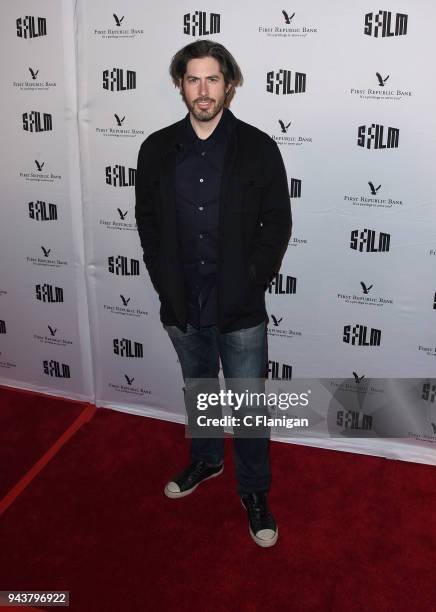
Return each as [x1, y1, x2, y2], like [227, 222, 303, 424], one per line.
[195, 97, 215, 103]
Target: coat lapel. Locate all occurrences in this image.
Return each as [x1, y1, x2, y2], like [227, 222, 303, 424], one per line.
[159, 122, 186, 321]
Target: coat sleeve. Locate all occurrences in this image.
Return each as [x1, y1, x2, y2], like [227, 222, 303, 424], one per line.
[135, 138, 161, 294]
[249, 139, 292, 286]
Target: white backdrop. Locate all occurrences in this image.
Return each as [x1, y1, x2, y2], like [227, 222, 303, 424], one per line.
[1, 0, 436, 464]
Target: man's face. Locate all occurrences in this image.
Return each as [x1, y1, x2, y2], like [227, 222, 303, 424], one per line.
[180, 57, 229, 122]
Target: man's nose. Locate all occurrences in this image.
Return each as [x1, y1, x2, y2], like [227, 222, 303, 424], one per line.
[199, 79, 208, 97]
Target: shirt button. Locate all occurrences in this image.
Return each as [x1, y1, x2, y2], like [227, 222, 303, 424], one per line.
[198, 206, 204, 211]
[199, 233, 204, 239]
[201, 152, 206, 157]
[199, 178, 204, 183]
[200, 260, 205, 265]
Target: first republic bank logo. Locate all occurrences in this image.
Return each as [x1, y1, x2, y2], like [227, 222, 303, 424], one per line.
[93, 14, 144, 39]
[258, 11, 318, 38]
[183, 11, 220, 36]
[364, 11, 408, 38]
[16, 16, 47, 39]
[22, 111, 52, 133]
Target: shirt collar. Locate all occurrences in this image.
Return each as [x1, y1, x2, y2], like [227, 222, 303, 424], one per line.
[183, 107, 233, 149]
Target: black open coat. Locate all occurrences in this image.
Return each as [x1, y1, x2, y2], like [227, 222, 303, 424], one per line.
[135, 110, 292, 333]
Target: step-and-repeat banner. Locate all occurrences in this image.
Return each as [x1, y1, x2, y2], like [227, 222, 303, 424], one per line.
[1, 0, 436, 464]
[0, 0, 93, 401]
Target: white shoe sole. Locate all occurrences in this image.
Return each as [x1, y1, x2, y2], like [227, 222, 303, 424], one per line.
[164, 466, 224, 499]
[241, 499, 278, 547]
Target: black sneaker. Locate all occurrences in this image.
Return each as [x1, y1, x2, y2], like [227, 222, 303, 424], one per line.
[241, 492, 278, 547]
[164, 460, 223, 499]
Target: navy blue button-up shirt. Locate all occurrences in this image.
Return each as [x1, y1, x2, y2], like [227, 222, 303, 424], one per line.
[175, 108, 233, 329]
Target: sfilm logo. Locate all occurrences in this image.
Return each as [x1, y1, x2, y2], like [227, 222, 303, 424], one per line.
[22, 111, 52, 132]
[268, 273, 297, 295]
[364, 11, 408, 38]
[0, 320, 6, 334]
[337, 409, 373, 430]
[102, 68, 136, 91]
[422, 382, 436, 403]
[183, 12, 220, 36]
[108, 256, 139, 276]
[16, 16, 47, 39]
[350, 229, 390, 253]
[35, 284, 64, 303]
[357, 124, 399, 149]
[267, 360, 293, 380]
[290, 178, 302, 198]
[343, 324, 381, 347]
[43, 360, 70, 378]
[105, 165, 136, 187]
[113, 338, 143, 358]
[28, 200, 58, 221]
[266, 70, 306, 95]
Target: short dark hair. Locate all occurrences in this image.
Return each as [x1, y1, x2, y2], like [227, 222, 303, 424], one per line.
[169, 40, 243, 105]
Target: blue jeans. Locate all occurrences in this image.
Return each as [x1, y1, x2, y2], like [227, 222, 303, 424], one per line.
[164, 320, 271, 495]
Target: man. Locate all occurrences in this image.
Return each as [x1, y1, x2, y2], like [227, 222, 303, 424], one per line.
[135, 40, 291, 547]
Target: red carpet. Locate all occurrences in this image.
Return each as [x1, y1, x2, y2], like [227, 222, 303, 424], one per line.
[1, 385, 436, 611]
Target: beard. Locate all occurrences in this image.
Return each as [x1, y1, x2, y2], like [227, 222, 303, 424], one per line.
[181, 90, 226, 123]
